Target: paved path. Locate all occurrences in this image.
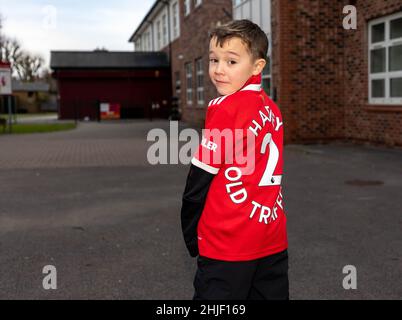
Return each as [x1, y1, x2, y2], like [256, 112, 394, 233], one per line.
[0, 120, 151, 168]
[0, 120, 401, 299]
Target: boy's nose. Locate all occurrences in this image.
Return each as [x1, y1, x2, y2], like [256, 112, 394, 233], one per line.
[214, 63, 224, 75]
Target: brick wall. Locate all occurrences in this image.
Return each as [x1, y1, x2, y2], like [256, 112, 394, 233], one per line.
[168, 0, 402, 147]
[161, 38, 181, 102]
[343, 0, 402, 147]
[272, 0, 402, 147]
[176, 0, 233, 128]
[272, 0, 346, 145]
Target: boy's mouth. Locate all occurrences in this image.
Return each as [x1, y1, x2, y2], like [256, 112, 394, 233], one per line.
[215, 79, 229, 85]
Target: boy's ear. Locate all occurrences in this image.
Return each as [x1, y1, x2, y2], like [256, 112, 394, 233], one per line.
[252, 58, 267, 76]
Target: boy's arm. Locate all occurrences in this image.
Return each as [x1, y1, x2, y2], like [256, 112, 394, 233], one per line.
[181, 102, 233, 257]
[180, 164, 214, 257]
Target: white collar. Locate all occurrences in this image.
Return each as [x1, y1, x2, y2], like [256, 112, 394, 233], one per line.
[240, 83, 262, 92]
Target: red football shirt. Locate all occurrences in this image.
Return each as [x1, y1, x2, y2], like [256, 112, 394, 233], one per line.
[191, 74, 288, 261]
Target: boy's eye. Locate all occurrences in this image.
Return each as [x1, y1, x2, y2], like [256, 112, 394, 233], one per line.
[228, 60, 237, 65]
[209, 58, 218, 63]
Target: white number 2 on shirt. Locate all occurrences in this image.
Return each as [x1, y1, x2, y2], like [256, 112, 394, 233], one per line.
[258, 133, 282, 187]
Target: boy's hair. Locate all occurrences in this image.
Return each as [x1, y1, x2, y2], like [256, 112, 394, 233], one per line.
[209, 19, 269, 61]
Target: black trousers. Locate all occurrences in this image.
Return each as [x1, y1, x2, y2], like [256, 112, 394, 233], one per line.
[193, 249, 289, 300]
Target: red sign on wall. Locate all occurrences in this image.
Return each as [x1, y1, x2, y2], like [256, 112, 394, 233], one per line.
[100, 102, 121, 120]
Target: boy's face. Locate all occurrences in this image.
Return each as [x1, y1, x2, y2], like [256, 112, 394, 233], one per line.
[209, 36, 265, 96]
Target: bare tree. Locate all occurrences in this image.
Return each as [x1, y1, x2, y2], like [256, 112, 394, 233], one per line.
[0, 36, 44, 81]
[14, 52, 44, 82]
[0, 13, 44, 81]
[0, 37, 23, 69]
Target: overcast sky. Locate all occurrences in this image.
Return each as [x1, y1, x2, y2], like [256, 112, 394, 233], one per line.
[0, 0, 155, 70]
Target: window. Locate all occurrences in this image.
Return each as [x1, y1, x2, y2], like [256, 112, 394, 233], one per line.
[143, 34, 147, 51]
[175, 71, 181, 96]
[233, 0, 271, 35]
[157, 20, 161, 50]
[233, 0, 246, 7]
[233, 1, 273, 96]
[196, 58, 204, 105]
[172, 2, 180, 39]
[184, 0, 191, 16]
[262, 58, 271, 96]
[148, 31, 152, 51]
[369, 12, 402, 105]
[194, 0, 202, 8]
[185, 63, 193, 105]
[135, 38, 141, 51]
[233, 0, 251, 20]
[162, 14, 167, 47]
[143, 31, 151, 51]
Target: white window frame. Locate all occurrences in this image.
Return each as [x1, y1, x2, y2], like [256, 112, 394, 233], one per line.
[172, 1, 180, 40]
[148, 30, 152, 51]
[135, 38, 142, 51]
[185, 62, 193, 106]
[175, 71, 181, 95]
[233, 0, 252, 20]
[184, 0, 191, 16]
[196, 58, 204, 106]
[143, 33, 147, 51]
[144, 31, 151, 51]
[233, 0, 246, 7]
[162, 14, 167, 47]
[262, 65, 271, 95]
[368, 11, 402, 105]
[156, 20, 162, 50]
[233, 0, 270, 33]
[233, 0, 273, 97]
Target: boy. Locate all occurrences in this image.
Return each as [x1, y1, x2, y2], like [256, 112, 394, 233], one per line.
[181, 20, 288, 300]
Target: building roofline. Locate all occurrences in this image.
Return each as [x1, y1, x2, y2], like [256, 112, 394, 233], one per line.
[50, 50, 169, 69]
[12, 80, 50, 92]
[50, 50, 140, 53]
[128, 0, 165, 43]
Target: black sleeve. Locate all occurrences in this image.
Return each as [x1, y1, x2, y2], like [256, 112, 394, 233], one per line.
[180, 164, 215, 257]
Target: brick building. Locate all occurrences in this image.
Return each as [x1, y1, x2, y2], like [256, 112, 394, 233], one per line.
[131, 0, 402, 147]
[271, 0, 402, 147]
[129, 0, 233, 128]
